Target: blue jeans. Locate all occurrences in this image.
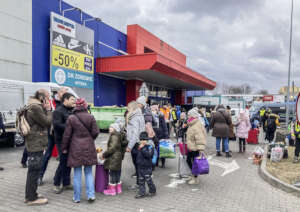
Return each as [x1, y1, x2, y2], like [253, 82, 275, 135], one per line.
[216, 137, 229, 152]
[73, 166, 95, 201]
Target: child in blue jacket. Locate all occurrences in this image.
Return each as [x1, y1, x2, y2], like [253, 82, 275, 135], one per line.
[135, 132, 156, 199]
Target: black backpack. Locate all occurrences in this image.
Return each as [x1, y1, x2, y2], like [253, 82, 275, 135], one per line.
[267, 118, 276, 131]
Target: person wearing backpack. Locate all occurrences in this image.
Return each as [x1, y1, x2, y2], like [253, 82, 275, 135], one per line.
[101, 122, 127, 196]
[61, 98, 99, 203]
[265, 112, 280, 143]
[53, 93, 76, 194]
[24, 89, 52, 206]
[38, 87, 68, 185]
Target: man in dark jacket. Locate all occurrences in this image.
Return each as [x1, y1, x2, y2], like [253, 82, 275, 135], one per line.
[38, 87, 68, 185]
[210, 105, 232, 158]
[135, 132, 156, 199]
[53, 93, 76, 194]
[24, 89, 52, 205]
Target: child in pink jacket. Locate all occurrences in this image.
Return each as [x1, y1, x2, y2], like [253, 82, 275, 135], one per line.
[236, 110, 251, 153]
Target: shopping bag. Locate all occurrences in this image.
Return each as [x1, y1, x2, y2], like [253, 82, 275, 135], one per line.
[192, 154, 209, 175]
[178, 154, 191, 177]
[95, 165, 108, 193]
[159, 140, 176, 159]
[270, 146, 283, 162]
[178, 142, 188, 156]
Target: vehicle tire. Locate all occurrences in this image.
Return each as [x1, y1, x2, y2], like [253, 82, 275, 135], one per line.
[14, 133, 24, 147]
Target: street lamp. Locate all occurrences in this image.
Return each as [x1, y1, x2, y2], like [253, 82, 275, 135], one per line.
[286, 0, 294, 128]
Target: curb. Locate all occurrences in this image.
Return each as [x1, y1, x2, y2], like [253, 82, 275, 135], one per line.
[259, 145, 300, 198]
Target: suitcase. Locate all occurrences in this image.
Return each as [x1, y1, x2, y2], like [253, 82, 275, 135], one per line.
[247, 129, 259, 144]
[95, 165, 108, 193]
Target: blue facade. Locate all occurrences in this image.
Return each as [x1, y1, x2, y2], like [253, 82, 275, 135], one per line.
[32, 0, 127, 106]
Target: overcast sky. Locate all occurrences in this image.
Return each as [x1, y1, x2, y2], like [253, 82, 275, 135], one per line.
[65, 0, 300, 94]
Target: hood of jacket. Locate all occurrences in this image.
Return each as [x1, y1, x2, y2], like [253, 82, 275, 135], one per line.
[27, 97, 42, 106]
[127, 108, 143, 121]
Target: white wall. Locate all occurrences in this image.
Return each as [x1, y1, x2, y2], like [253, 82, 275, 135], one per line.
[0, 0, 32, 82]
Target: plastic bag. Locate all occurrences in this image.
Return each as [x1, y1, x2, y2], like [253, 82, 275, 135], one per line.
[159, 140, 176, 158]
[178, 154, 191, 177]
[270, 146, 283, 162]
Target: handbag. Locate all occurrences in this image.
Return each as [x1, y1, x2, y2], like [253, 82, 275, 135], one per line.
[192, 153, 209, 175]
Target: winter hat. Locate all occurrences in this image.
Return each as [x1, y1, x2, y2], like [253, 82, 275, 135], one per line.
[76, 98, 88, 109]
[136, 96, 147, 107]
[188, 109, 199, 118]
[139, 131, 149, 141]
[110, 123, 121, 132]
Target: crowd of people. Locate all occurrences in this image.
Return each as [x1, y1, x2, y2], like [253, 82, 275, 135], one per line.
[2, 87, 298, 206]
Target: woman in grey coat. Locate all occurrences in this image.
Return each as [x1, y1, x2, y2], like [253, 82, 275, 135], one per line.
[126, 101, 145, 188]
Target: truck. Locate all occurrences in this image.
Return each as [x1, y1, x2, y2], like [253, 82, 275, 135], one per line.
[0, 78, 78, 147]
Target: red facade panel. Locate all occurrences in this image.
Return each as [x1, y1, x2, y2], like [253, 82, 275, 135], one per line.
[126, 80, 143, 104]
[127, 25, 187, 66]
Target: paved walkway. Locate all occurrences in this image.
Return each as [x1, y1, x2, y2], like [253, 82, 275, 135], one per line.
[0, 132, 299, 212]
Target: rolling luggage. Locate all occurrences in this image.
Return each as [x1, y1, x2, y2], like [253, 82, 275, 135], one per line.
[247, 129, 259, 144]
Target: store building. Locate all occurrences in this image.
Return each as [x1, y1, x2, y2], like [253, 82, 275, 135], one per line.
[1, 0, 216, 106]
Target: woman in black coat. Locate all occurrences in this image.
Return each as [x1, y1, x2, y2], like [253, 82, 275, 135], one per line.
[151, 103, 169, 168]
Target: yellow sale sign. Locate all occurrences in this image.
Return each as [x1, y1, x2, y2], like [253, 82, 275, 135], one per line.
[52, 45, 93, 74]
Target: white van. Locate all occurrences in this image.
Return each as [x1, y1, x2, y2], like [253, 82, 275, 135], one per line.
[0, 78, 78, 147]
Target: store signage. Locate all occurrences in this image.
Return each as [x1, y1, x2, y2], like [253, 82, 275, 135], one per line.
[52, 45, 93, 74]
[296, 93, 300, 123]
[51, 66, 93, 89]
[50, 12, 94, 90]
[51, 12, 76, 38]
[263, 95, 273, 102]
[52, 31, 94, 56]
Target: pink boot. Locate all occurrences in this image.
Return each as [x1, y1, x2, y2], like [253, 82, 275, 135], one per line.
[103, 184, 116, 196]
[116, 182, 122, 195]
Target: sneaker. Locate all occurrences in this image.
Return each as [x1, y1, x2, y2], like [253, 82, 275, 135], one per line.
[22, 163, 27, 168]
[27, 197, 48, 206]
[63, 185, 73, 190]
[131, 173, 137, 178]
[24, 194, 44, 203]
[37, 177, 44, 186]
[0, 167, 3, 171]
[88, 197, 96, 203]
[72, 199, 80, 203]
[53, 186, 63, 194]
[135, 194, 146, 199]
[147, 192, 156, 197]
[293, 157, 299, 163]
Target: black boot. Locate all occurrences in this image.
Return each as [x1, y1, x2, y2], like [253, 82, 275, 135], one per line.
[226, 152, 232, 158]
[216, 151, 222, 157]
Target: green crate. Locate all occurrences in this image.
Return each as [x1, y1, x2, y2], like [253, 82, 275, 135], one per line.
[90, 107, 126, 130]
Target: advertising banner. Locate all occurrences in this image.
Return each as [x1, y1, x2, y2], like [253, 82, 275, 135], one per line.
[50, 12, 94, 94]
